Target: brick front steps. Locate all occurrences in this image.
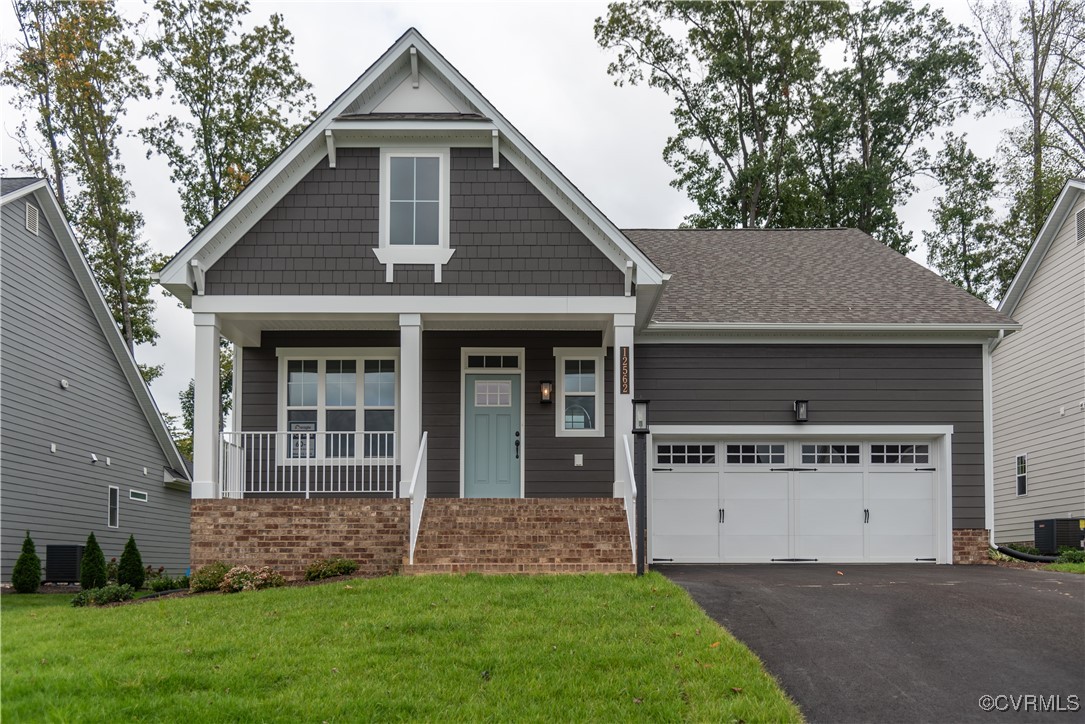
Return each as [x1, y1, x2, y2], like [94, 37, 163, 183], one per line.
[403, 498, 635, 575]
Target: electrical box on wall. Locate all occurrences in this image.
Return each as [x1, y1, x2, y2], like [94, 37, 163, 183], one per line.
[574, 454, 584, 467]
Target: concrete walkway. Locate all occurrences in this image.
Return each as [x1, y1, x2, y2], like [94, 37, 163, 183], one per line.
[658, 564, 1085, 723]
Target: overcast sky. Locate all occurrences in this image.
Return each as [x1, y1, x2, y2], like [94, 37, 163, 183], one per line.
[0, 1, 1016, 420]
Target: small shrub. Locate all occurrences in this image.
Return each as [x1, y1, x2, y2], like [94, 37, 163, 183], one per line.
[106, 557, 119, 584]
[80, 533, 107, 590]
[190, 561, 231, 592]
[1057, 548, 1085, 564]
[144, 565, 166, 581]
[118, 535, 145, 589]
[304, 557, 359, 581]
[1005, 542, 1041, 556]
[12, 532, 42, 593]
[220, 565, 286, 593]
[147, 575, 190, 593]
[71, 584, 135, 607]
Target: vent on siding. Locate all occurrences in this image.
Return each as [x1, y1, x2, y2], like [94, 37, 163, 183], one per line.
[25, 202, 39, 235]
[1077, 208, 1084, 243]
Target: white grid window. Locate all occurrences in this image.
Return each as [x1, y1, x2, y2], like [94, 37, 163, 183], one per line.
[871, 444, 930, 464]
[802, 443, 860, 465]
[1016, 454, 1027, 496]
[475, 380, 512, 407]
[658, 444, 717, 465]
[726, 444, 785, 465]
[466, 354, 519, 369]
[554, 349, 604, 437]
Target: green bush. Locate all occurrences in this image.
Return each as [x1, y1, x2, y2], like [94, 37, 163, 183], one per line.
[1057, 547, 1085, 564]
[220, 565, 287, 593]
[1005, 542, 1041, 556]
[190, 561, 231, 592]
[80, 533, 107, 590]
[147, 575, 190, 593]
[304, 557, 359, 581]
[71, 584, 135, 607]
[118, 535, 145, 589]
[11, 532, 42, 594]
[106, 557, 119, 584]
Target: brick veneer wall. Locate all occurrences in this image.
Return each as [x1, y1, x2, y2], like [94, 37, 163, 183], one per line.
[191, 499, 408, 580]
[953, 528, 993, 564]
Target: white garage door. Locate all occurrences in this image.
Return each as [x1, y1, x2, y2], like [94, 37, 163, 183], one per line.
[651, 440, 938, 563]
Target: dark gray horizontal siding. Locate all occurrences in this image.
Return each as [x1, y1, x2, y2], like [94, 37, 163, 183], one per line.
[0, 200, 190, 581]
[635, 344, 986, 529]
[206, 148, 625, 296]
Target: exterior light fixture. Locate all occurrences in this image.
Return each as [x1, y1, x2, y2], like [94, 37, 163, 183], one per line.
[632, 399, 650, 434]
[794, 400, 809, 423]
[540, 380, 553, 404]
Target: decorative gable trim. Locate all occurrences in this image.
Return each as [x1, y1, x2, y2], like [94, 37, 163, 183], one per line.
[158, 28, 663, 303]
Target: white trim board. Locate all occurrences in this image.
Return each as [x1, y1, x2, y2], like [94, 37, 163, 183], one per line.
[192, 295, 637, 315]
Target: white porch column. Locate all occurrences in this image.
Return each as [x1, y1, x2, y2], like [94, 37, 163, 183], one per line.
[399, 313, 423, 497]
[613, 313, 636, 496]
[192, 313, 221, 499]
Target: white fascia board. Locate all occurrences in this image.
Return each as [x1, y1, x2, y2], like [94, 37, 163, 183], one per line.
[0, 179, 49, 204]
[191, 295, 637, 316]
[27, 185, 192, 479]
[997, 180, 1085, 317]
[330, 119, 496, 132]
[650, 424, 955, 438]
[635, 334, 999, 346]
[644, 321, 1021, 335]
[159, 29, 430, 287]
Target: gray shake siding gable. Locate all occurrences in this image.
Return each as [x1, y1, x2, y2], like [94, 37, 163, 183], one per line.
[0, 194, 190, 580]
[206, 148, 626, 296]
[635, 344, 986, 529]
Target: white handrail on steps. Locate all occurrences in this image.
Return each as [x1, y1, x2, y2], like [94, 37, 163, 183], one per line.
[621, 434, 638, 566]
[406, 432, 429, 565]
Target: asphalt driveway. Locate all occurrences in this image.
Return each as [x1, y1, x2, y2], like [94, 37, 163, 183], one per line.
[657, 564, 1085, 723]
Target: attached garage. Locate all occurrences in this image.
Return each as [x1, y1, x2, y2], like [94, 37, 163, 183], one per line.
[649, 432, 952, 564]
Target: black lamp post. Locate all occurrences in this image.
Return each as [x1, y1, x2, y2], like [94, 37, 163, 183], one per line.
[632, 399, 650, 576]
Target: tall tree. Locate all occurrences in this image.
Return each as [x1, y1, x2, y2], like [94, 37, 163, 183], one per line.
[4, 0, 157, 353]
[807, 1, 982, 253]
[141, 0, 316, 234]
[924, 135, 999, 302]
[972, 0, 1085, 295]
[594, 0, 848, 230]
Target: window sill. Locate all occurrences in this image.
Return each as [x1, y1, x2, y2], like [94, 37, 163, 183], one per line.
[556, 428, 605, 439]
[373, 246, 456, 283]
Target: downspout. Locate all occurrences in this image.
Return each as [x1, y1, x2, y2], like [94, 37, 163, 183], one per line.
[983, 337, 998, 550]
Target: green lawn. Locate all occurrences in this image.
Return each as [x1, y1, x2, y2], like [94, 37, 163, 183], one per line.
[2, 573, 801, 722]
[1044, 562, 1085, 574]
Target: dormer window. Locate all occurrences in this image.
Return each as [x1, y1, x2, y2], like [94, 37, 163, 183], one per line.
[374, 147, 454, 281]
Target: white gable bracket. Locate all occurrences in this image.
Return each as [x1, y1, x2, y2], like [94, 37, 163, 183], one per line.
[325, 130, 337, 169]
[624, 261, 634, 297]
[190, 259, 206, 296]
[410, 47, 419, 88]
[492, 130, 500, 169]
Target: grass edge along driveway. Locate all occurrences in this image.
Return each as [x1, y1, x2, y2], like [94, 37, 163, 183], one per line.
[2, 572, 801, 722]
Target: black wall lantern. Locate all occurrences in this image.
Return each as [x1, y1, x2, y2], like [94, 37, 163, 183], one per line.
[539, 380, 554, 404]
[632, 399, 651, 433]
[794, 400, 809, 423]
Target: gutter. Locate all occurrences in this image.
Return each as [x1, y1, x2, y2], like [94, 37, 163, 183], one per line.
[645, 322, 1022, 334]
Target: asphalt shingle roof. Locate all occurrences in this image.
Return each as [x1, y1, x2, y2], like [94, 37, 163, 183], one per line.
[0, 177, 41, 196]
[623, 228, 1015, 326]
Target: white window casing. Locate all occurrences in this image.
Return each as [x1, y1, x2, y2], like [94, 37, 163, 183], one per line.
[374, 147, 455, 281]
[276, 348, 400, 464]
[129, 490, 149, 502]
[554, 347, 604, 438]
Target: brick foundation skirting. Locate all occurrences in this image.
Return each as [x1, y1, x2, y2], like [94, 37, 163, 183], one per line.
[952, 528, 993, 565]
[191, 498, 408, 580]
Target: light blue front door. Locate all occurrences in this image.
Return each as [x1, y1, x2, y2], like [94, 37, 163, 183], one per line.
[464, 374, 521, 498]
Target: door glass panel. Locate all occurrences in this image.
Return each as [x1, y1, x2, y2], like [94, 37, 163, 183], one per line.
[475, 381, 512, 407]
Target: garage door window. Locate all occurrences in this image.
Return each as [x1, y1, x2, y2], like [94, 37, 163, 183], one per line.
[871, 444, 929, 464]
[802, 443, 860, 464]
[726, 443, 784, 465]
[658, 443, 716, 465]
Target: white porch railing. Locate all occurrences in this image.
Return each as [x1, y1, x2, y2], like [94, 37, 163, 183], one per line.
[219, 431, 397, 498]
[620, 434, 639, 565]
[406, 432, 429, 565]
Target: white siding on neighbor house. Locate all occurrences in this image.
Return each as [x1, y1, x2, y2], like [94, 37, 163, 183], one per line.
[992, 193, 1085, 543]
[0, 197, 191, 580]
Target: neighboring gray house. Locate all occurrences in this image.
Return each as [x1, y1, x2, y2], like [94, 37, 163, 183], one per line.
[1, 178, 191, 582]
[992, 179, 1085, 544]
[157, 30, 1019, 578]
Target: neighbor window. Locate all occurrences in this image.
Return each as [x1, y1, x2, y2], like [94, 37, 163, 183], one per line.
[129, 490, 148, 502]
[108, 486, 119, 528]
[555, 349, 604, 437]
[1016, 454, 1027, 496]
[279, 351, 398, 461]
